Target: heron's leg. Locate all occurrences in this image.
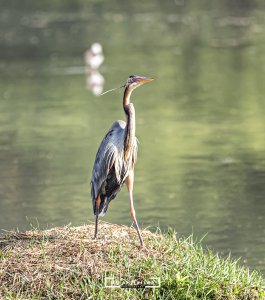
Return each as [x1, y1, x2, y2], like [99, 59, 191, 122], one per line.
[125, 171, 144, 247]
[94, 195, 100, 239]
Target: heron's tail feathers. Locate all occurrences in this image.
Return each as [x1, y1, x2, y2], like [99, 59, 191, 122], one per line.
[99, 202, 109, 216]
[93, 194, 110, 217]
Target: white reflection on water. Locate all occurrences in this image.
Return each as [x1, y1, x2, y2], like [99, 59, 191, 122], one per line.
[84, 43, 105, 96]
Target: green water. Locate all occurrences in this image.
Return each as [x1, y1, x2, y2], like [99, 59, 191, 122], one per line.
[1, 1, 265, 274]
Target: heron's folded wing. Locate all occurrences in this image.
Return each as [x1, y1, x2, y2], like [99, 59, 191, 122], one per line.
[90, 122, 125, 202]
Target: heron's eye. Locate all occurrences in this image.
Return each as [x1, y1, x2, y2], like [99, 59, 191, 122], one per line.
[129, 75, 135, 78]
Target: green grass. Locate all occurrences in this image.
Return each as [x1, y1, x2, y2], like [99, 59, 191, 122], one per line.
[0, 222, 264, 299]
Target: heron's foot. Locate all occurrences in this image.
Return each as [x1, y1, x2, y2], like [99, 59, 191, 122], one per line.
[134, 224, 144, 248]
[93, 229, 98, 239]
[139, 237, 144, 248]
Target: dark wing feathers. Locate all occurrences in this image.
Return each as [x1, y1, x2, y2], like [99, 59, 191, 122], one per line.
[91, 121, 126, 209]
[91, 132, 117, 202]
[91, 120, 138, 216]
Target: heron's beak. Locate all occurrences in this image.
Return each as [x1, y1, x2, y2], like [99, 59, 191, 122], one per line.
[136, 76, 154, 84]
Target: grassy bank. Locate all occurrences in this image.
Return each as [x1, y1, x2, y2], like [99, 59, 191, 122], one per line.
[0, 223, 264, 299]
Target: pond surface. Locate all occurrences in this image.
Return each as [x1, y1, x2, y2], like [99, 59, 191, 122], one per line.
[0, 1, 265, 274]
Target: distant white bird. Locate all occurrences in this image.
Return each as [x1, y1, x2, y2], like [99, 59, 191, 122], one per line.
[85, 43, 104, 70]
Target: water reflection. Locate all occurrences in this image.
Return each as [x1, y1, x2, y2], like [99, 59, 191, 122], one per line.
[85, 70, 105, 96]
[85, 43, 105, 95]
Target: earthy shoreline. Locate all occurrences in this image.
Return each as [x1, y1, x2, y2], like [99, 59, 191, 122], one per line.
[0, 222, 264, 299]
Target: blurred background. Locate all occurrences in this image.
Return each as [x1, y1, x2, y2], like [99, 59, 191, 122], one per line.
[0, 0, 265, 274]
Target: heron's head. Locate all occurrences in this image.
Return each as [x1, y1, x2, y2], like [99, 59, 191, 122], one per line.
[125, 75, 154, 91]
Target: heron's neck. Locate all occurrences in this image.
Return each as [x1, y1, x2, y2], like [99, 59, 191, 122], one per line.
[123, 86, 133, 107]
[123, 87, 135, 158]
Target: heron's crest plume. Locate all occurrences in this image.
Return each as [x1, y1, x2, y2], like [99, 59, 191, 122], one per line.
[100, 85, 125, 96]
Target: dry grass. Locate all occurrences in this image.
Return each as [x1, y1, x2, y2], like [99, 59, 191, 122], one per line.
[0, 222, 264, 299]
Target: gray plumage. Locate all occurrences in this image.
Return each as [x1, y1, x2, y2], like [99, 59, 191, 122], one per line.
[91, 120, 138, 216]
